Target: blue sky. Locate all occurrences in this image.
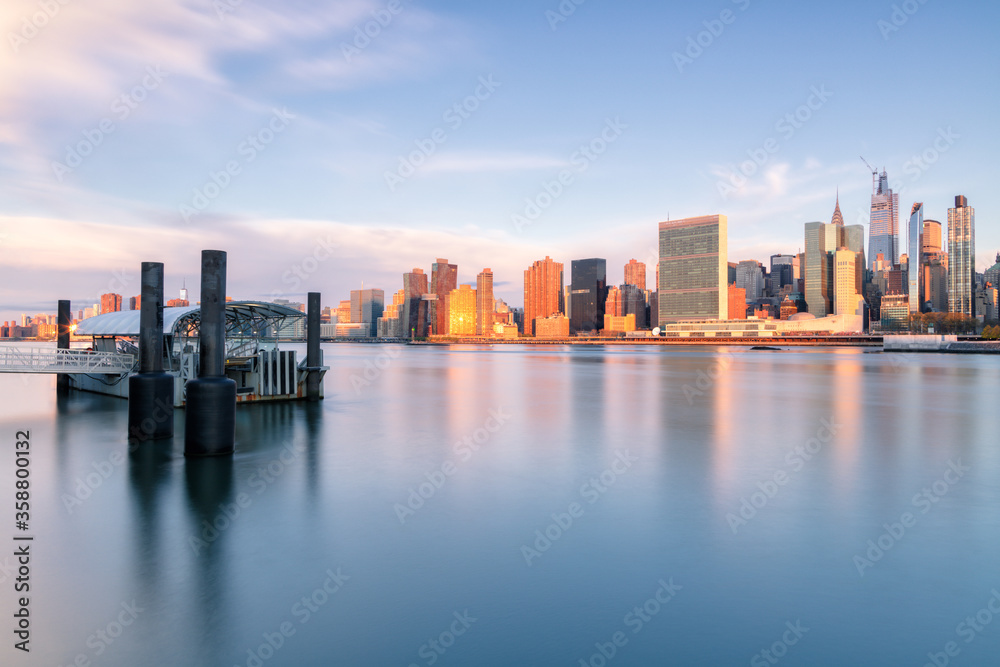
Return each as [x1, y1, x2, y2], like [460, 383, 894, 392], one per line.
[1, 0, 997, 319]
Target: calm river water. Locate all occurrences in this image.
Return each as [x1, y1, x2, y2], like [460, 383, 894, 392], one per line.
[1, 343, 999, 666]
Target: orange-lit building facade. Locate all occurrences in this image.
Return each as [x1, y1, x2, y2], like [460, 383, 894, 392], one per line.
[523, 256, 563, 336]
[624, 259, 646, 291]
[101, 293, 122, 314]
[534, 314, 569, 338]
[727, 285, 746, 320]
[447, 284, 477, 335]
[477, 269, 494, 336]
[603, 313, 636, 333]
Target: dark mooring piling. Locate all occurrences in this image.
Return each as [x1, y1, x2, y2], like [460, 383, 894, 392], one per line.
[184, 250, 236, 456]
[306, 291, 322, 401]
[128, 262, 175, 442]
[57, 299, 71, 393]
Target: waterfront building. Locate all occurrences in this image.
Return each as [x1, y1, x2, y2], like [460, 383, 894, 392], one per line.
[476, 269, 494, 336]
[336, 300, 351, 324]
[402, 268, 428, 338]
[334, 323, 369, 338]
[658, 215, 728, 323]
[728, 285, 746, 319]
[658, 312, 863, 337]
[603, 313, 636, 333]
[948, 196, 976, 317]
[493, 322, 519, 339]
[129, 295, 140, 311]
[880, 293, 910, 331]
[569, 258, 607, 334]
[351, 288, 384, 337]
[431, 258, 458, 336]
[534, 314, 570, 338]
[523, 256, 564, 336]
[447, 284, 477, 336]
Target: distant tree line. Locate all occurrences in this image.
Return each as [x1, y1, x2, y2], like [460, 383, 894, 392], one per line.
[903, 312, 981, 335]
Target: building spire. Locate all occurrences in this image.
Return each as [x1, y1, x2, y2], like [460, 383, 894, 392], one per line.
[831, 189, 844, 226]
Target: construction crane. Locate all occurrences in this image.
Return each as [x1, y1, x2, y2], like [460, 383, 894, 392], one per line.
[860, 156, 881, 192]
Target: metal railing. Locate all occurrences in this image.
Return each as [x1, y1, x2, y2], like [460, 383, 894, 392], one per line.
[0, 347, 136, 374]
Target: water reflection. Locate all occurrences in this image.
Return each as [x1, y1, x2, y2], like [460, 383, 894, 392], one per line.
[184, 456, 235, 667]
[5, 344, 1000, 666]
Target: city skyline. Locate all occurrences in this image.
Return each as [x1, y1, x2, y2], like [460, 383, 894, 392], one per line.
[5, 185, 993, 333]
[1, 1, 998, 321]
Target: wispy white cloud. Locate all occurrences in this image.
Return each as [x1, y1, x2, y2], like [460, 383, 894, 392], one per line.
[420, 152, 568, 174]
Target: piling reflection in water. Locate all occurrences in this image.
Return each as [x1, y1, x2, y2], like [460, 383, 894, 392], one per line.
[3, 344, 1000, 665]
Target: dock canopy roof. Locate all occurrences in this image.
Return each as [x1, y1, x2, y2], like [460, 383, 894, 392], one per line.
[74, 301, 305, 337]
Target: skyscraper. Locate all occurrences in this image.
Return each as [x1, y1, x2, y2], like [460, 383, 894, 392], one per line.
[804, 221, 839, 316]
[923, 219, 943, 255]
[447, 284, 477, 336]
[735, 260, 764, 301]
[570, 259, 607, 334]
[658, 215, 728, 323]
[351, 288, 385, 337]
[336, 300, 352, 323]
[842, 224, 866, 271]
[921, 219, 948, 312]
[402, 268, 428, 338]
[770, 255, 795, 290]
[948, 195, 975, 316]
[605, 286, 623, 317]
[100, 293, 122, 314]
[624, 259, 646, 291]
[621, 284, 646, 329]
[834, 248, 863, 316]
[430, 258, 457, 336]
[377, 289, 406, 338]
[868, 169, 899, 269]
[523, 256, 563, 336]
[476, 269, 494, 336]
[907, 203, 923, 314]
[728, 284, 747, 319]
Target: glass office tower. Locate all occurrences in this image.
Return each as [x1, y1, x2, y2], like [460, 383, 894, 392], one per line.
[569, 258, 607, 333]
[947, 196, 975, 317]
[908, 203, 923, 314]
[658, 215, 728, 323]
[868, 169, 899, 269]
